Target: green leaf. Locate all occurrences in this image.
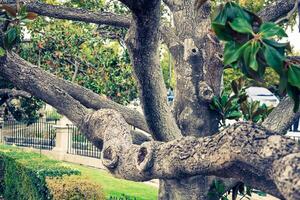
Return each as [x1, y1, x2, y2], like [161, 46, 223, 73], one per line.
[229, 17, 254, 34]
[287, 84, 300, 112]
[226, 111, 242, 120]
[225, 2, 251, 22]
[210, 96, 222, 111]
[262, 43, 284, 75]
[279, 72, 288, 94]
[260, 22, 288, 38]
[212, 23, 234, 41]
[288, 65, 300, 88]
[213, 7, 227, 26]
[224, 41, 249, 66]
[4, 26, 21, 50]
[0, 47, 5, 56]
[243, 41, 260, 71]
[262, 39, 288, 56]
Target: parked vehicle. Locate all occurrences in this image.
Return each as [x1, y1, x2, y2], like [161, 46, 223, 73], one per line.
[245, 87, 280, 107]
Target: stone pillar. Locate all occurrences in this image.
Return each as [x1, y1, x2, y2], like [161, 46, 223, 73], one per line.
[53, 125, 69, 153]
[0, 119, 3, 143]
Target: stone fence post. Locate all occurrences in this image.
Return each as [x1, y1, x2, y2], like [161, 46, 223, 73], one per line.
[53, 125, 69, 154]
[0, 119, 3, 143]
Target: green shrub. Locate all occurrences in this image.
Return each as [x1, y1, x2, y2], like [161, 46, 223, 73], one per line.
[46, 175, 105, 200]
[0, 145, 104, 200]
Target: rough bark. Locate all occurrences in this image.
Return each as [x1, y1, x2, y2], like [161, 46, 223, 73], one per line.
[1, 1, 131, 28]
[0, 0, 299, 199]
[0, 53, 89, 126]
[258, 0, 295, 22]
[124, 0, 182, 141]
[0, 89, 31, 98]
[171, 1, 223, 137]
[263, 97, 300, 134]
[83, 109, 298, 199]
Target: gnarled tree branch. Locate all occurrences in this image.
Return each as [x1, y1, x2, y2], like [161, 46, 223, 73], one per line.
[263, 97, 300, 134]
[123, 0, 182, 141]
[83, 109, 299, 200]
[1, 0, 131, 28]
[0, 53, 152, 134]
[258, 0, 296, 22]
[0, 53, 90, 126]
[0, 88, 31, 98]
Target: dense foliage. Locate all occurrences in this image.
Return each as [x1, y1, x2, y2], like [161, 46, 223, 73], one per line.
[212, 2, 300, 111]
[0, 145, 103, 200]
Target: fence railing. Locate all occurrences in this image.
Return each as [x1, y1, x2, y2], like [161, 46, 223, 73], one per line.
[1, 119, 56, 150]
[67, 124, 101, 159]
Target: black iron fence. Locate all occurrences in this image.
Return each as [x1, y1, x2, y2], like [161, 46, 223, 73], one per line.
[67, 124, 101, 159]
[1, 119, 56, 150]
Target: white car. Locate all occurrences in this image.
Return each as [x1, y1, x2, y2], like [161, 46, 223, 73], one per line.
[245, 87, 280, 107]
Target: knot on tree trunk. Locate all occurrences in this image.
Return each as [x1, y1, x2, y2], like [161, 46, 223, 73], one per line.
[102, 145, 120, 169]
[198, 81, 214, 102]
[136, 142, 157, 172]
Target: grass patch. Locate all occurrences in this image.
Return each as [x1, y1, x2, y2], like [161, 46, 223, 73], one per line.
[63, 163, 158, 200]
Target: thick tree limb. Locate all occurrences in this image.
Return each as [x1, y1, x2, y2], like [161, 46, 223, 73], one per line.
[124, 0, 182, 141]
[1, 1, 131, 28]
[258, 0, 295, 22]
[262, 97, 300, 134]
[275, 0, 299, 24]
[0, 88, 31, 98]
[0, 53, 89, 126]
[0, 52, 151, 134]
[83, 110, 298, 199]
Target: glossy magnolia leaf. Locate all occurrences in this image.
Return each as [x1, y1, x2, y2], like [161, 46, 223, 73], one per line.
[224, 41, 249, 65]
[263, 39, 288, 56]
[262, 43, 284, 75]
[221, 94, 229, 107]
[212, 23, 234, 41]
[259, 22, 288, 38]
[225, 2, 251, 22]
[279, 72, 288, 94]
[243, 41, 260, 71]
[26, 12, 38, 20]
[229, 17, 254, 34]
[0, 5, 17, 17]
[4, 26, 21, 50]
[287, 85, 300, 112]
[0, 47, 5, 56]
[226, 111, 242, 120]
[288, 65, 300, 88]
[210, 96, 222, 111]
[213, 6, 227, 26]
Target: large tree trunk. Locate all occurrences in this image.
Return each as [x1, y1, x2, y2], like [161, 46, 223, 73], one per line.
[158, 176, 215, 200]
[0, 1, 299, 200]
[161, 1, 224, 198]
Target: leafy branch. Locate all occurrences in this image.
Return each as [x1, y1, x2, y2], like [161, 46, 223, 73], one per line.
[212, 2, 300, 112]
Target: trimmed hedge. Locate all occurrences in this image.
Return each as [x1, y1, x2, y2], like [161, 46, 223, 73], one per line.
[0, 145, 104, 200]
[46, 175, 104, 200]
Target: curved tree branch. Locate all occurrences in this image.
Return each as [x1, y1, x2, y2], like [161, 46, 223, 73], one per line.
[258, 0, 296, 22]
[0, 88, 31, 98]
[263, 97, 300, 134]
[0, 53, 89, 126]
[1, 1, 131, 28]
[123, 0, 182, 141]
[0, 53, 152, 134]
[83, 109, 299, 200]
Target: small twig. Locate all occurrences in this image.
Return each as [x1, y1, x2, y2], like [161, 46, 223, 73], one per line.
[72, 60, 79, 82]
[275, 0, 299, 24]
[207, 33, 218, 44]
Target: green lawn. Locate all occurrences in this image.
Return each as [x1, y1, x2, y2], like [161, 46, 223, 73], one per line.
[63, 162, 158, 200]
